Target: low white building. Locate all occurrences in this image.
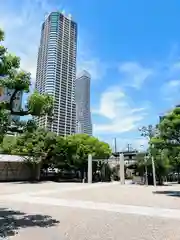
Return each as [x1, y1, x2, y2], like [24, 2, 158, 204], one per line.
[0, 154, 40, 181]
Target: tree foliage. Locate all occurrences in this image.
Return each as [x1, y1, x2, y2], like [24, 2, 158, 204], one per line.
[139, 107, 180, 184]
[154, 107, 180, 182]
[0, 135, 16, 153]
[159, 107, 180, 144]
[0, 28, 53, 141]
[135, 152, 148, 175]
[65, 134, 111, 171]
[138, 125, 171, 185]
[2, 131, 112, 175]
[139, 124, 157, 139]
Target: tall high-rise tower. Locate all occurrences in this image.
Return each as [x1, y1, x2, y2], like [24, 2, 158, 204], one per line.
[35, 11, 77, 135]
[76, 70, 92, 135]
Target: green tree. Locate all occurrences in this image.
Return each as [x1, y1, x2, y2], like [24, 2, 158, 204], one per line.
[0, 29, 53, 141]
[135, 152, 148, 177]
[11, 129, 56, 162]
[0, 135, 16, 153]
[65, 134, 112, 179]
[156, 107, 180, 183]
[139, 125, 168, 185]
[9, 131, 112, 181]
[10, 129, 59, 179]
[65, 134, 91, 178]
[150, 144, 170, 185]
[51, 136, 71, 170]
[0, 110, 9, 143]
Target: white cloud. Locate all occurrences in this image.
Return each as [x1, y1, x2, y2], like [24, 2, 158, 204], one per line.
[119, 62, 153, 89]
[160, 50, 180, 104]
[162, 79, 180, 102]
[115, 137, 148, 152]
[98, 136, 148, 152]
[1, 0, 102, 83]
[0, 0, 52, 80]
[93, 86, 148, 134]
[132, 138, 148, 151]
[77, 58, 108, 81]
[77, 37, 108, 80]
[167, 79, 180, 88]
[171, 61, 180, 72]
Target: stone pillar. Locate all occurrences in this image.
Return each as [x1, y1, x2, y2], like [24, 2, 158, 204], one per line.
[120, 153, 125, 184]
[88, 154, 92, 183]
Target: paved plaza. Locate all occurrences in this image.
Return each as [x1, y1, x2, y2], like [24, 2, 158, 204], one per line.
[0, 181, 180, 239]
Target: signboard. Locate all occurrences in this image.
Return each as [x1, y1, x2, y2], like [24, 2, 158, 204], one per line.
[0, 87, 5, 101]
[0, 87, 22, 121]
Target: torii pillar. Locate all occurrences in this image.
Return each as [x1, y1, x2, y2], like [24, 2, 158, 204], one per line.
[119, 153, 125, 184]
[88, 154, 92, 183]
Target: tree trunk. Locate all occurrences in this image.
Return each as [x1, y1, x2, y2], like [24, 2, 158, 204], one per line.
[80, 168, 84, 182]
[0, 135, 4, 144]
[177, 167, 180, 184]
[158, 176, 163, 185]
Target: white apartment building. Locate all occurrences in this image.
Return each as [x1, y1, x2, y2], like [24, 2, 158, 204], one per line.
[35, 11, 77, 135]
[76, 70, 92, 135]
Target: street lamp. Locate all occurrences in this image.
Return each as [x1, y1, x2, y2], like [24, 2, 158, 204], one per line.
[144, 155, 148, 185]
[138, 126, 157, 187]
[151, 144, 156, 187]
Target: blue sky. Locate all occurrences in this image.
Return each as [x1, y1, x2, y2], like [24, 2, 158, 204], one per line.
[1, 0, 180, 151]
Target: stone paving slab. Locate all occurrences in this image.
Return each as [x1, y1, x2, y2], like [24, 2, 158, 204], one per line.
[1, 202, 180, 240]
[3, 194, 180, 220]
[47, 184, 180, 209]
[0, 182, 180, 239]
[0, 182, 84, 195]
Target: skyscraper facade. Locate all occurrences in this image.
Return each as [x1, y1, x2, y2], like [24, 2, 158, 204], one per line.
[76, 70, 92, 135]
[35, 11, 77, 135]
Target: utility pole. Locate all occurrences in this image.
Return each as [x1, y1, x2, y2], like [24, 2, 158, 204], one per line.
[114, 138, 117, 153]
[127, 143, 131, 152]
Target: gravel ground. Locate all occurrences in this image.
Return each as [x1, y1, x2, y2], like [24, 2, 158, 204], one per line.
[47, 183, 180, 209]
[1, 202, 180, 240]
[0, 182, 180, 239]
[0, 182, 83, 195]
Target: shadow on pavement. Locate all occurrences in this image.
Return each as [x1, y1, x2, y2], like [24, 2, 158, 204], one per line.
[0, 208, 60, 238]
[153, 190, 180, 197]
[8, 181, 49, 184]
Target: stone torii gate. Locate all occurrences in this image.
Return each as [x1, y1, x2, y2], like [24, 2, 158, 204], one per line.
[87, 153, 125, 184]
